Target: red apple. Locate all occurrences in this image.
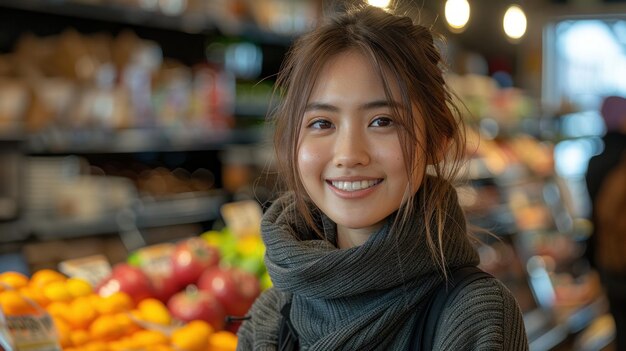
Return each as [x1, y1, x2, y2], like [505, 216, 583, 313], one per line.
[150, 272, 181, 303]
[197, 266, 261, 317]
[167, 286, 226, 330]
[96, 263, 154, 304]
[171, 237, 221, 287]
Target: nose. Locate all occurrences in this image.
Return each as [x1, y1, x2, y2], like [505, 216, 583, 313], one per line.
[333, 130, 370, 168]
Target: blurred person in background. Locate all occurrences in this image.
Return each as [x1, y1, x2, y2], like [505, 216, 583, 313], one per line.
[586, 95, 626, 351]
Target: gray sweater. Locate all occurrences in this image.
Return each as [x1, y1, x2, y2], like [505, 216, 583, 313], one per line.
[237, 189, 529, 350]
[238, 278, 528, 350]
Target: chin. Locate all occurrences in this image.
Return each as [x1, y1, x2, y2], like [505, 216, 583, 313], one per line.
[331, 216, 386, 232]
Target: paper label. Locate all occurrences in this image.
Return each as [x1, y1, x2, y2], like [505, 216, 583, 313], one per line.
[0, 290, 61, 351]
[58, 254, 112, 287]
[220, 200, 262, 238]
[133, 243, 175, 276]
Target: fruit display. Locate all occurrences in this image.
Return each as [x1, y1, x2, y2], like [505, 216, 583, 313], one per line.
[0, 270, 238, 351]
[0, 226, 268, 350]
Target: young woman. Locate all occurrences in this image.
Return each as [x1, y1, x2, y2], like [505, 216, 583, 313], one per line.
[237, 5, 529, 350]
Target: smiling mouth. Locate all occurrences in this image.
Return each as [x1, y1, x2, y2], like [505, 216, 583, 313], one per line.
[327, 179, 382, 192]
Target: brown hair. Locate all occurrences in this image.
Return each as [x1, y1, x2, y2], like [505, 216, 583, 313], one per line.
[270, 5, 466, 272]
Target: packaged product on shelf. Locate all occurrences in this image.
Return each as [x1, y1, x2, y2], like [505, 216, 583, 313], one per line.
[152, 63, 192, 129]
[0, 79, 28, 134]
[190, 64, 235, 130]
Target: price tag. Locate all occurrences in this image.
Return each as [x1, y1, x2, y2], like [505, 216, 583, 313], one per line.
[58, 255, 112, 287]
[132, 243, 175, 277]
[0, 295, 61, 351]
[220, 200, 262, 238]
[0, 311, 16, 351]
[5, 314, 61, 351]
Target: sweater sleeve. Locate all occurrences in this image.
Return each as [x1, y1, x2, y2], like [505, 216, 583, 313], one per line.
[434, 277, 529, 351]
[237, 288, 288, 351]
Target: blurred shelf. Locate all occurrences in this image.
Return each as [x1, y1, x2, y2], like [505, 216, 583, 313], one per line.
[529, 322, 570, 351]
[0, 0, 295, 45]
[0, 221, 28, 243]
[0, 133, 23, 143]
[28, 191, 227, 240]
[29, 211, 121, 240]
[0, 0, 211, 33]
[135, 192, 225, 229]
[26, 127, 270, 154]
[564, 295, 609, 334]
[234, 104, 272, 118]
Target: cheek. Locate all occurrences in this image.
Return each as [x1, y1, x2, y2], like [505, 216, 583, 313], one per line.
[297, 142, 322, 180]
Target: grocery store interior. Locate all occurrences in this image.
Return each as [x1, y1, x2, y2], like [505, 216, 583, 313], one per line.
[0, 0, 625, 350]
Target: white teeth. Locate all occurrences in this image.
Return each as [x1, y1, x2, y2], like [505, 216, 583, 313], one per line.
[331, 180, 380, 191]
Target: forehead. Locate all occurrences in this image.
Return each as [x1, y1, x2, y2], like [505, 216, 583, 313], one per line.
[308, 49, 402, 102]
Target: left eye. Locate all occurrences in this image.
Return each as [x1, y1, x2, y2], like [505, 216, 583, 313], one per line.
[370, 117, 393, 127]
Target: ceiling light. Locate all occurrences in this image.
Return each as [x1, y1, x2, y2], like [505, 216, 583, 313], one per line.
[445, 0, 471, 32]
[503, 4, 527, 40]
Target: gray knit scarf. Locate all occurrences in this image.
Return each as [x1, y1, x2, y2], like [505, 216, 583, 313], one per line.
[261, 179, 479, 350]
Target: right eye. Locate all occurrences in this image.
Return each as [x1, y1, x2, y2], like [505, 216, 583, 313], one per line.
[308, 119, 334, 130]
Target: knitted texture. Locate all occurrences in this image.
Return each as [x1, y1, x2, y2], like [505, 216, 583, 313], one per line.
[237, 179, 529, 350]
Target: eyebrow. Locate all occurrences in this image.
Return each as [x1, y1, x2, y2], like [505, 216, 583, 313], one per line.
[304, 100, 401, 112]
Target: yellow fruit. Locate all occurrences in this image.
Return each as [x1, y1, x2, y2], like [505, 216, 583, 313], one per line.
[96, 292, 134, 315]
[0, 271, 29, 289]
[89, 314, 124, 341]
[19, 286, 50, 307]
[171, 320, 212, 351]
[114, 312, 140, 335]
[0, 290, 38, 316]
[137, 298, 171, 326]
[108, 337, 134, 351]
[201, 230, 223, 247]
[82, 340, 108, 351]
[209, 331, 238, 351]
[46, 301, 70, 321]
[147, 345, 176, 351]
[66, 278, 93, 298]
[42, 281, 72, 303]
[131, 329, 170, 347]
[236, 235, 264, 256]
[30, 269, 66, 288]
[70, 329, 90, 347]
[66, 297, 97, 329]
[52, 317, 72, 348]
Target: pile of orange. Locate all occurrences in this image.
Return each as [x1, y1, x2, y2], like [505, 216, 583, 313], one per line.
[0, 270, 238, 351]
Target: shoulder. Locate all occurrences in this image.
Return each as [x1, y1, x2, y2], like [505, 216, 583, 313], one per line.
[434, 276, 529, 351]
[236, 288, 291, 350]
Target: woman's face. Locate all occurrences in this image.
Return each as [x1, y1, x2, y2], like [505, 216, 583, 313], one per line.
[297, 50, 425, 235]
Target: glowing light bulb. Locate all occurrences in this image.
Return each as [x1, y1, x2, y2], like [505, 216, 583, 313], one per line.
[445, 0, 471, 31]
[503, 5, 527, 40]
[367, 0, 391, 9]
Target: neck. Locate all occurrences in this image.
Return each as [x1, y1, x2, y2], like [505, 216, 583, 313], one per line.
[337, 225, 381, 249]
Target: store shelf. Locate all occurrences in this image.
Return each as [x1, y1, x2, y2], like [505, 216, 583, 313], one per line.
[0, 221, 28, 243]
[0, 132, 23, 143]
[564, 296, 609, 334]
[26, 127, 269, 154]
[28, 191, 227, 240]
[529, 323, 570, 351]
[135, 192, 225, 229]
[0, 0, 294, 44]
[0, 0, 209, 32]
